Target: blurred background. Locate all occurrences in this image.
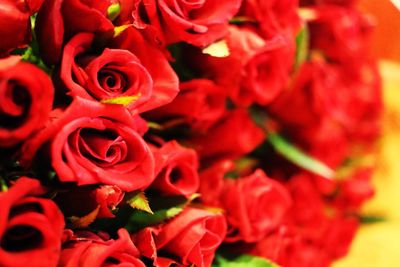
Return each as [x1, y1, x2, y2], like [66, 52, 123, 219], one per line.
[334, 1, 400, 266]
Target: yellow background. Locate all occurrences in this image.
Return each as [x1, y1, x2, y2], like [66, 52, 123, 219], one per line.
[333, 61, 400, 266]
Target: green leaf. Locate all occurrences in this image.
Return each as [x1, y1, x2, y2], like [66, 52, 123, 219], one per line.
[213, 254, 279, 267]
[249, 107, 334, 179]
[294, 25, 309, 70]
[0, 180, 8, 192]
[125, 194, 199, 232]
[101, 94, 141, 106]
[268, 133, 335, 179]
[229, 16, 257, 25]
[360, 214, 387, 224]
[68, 206, 100, 229]
[107, 3, 121, 21]
[126, 191, 153, 214]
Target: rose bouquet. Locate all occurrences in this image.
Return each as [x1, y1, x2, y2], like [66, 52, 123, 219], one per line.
[0, 0, 382, 266]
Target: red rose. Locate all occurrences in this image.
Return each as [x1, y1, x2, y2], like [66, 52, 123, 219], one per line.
[220, 170, 291, 243]
[249, 226, 332, 267]
[0, 0, 43, 55]
[60, 33, 153, 113]
[20, 97, 155, 191]
[190, 109, 265, 160]
[239, 0, 300, 37]
[146, 79, 226, 132]
[309, 6, 373, 63]
[269, 61, 338, 128]
[60, 228, 145, 267]
[55, 185, 124, 219]
[150, 141, 199, 197]
[112, 27, 179, 112]
[334, 168, 374, 212]
[35, 0, 118, 64]
[192, 26, 294, 106]
[199, 160, 234, 206]
[0, 177, 64, 267]
[0, 57, 54, 147]
[268, 61, 350, 167]
[285, 174, 328, 237]
[129, 0, 242, 46]
[133, 207, 227, 267]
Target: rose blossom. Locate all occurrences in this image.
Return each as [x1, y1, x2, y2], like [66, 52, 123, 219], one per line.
[112, 27, 179, 112]
[20, 97, 155, 191]
[309, 6, 373, 63]
[239, 0, 300, 37]
[133, 207, 227, 267]
[201, 169, 292, 243]
[0, 0, 44, 55]
[0, 56, 54, 147]
[191, 26, 294, 106]
[189, 109, 265, 160]
[126, 0, 242, 46]
[35, 0, 119, 64]
[60, 33, 153, 113]
[60, 228, 145, 267]
[0, 177, 64, 267]
[150, 141, 199, 197]
[146, 79, 226, 132]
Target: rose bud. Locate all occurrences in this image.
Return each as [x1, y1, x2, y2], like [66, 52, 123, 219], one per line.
[112, 27, 179, 112]
[150, 141, 199, 197]
[0, 0, 44, 55]
[130, 0, 242, 46]
[35, 0, 119, 64]
[220, 169, 292, 243]
[133, 207, 227, 267]
[190, 109, 265, 161]
[55, 185, 124, 219]
[146, 79, 226, 132]
[0, 177, 64, 266]
[61, 33, 153, 113]
[0, 56, 54, 147]
[60, 228, 145, 267]
[20, 97, 155, 192]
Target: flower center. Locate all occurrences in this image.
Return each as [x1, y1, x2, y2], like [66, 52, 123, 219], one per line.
[0, 225, 43, 252]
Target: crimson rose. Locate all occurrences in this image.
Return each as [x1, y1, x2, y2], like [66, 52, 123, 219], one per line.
[190, 109, 265, 160]
[20, 97, 155, 191]
[150, 141, 200, 197]
[61, 33, 153, 113]
[200, 169, 291, 243]
[0, 177, 64, 267]
[0, 57, 54, 147]
[146, 79, 226, 132]
[127, 0, 242, 46]
[60, 228, 145, 267]
[133, 207, 227, 267]
[0, 0, 43, 55]
[35, 0, 118, 64]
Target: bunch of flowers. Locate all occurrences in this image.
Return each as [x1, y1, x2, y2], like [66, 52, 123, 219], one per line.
[0, 0, 382, 266]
